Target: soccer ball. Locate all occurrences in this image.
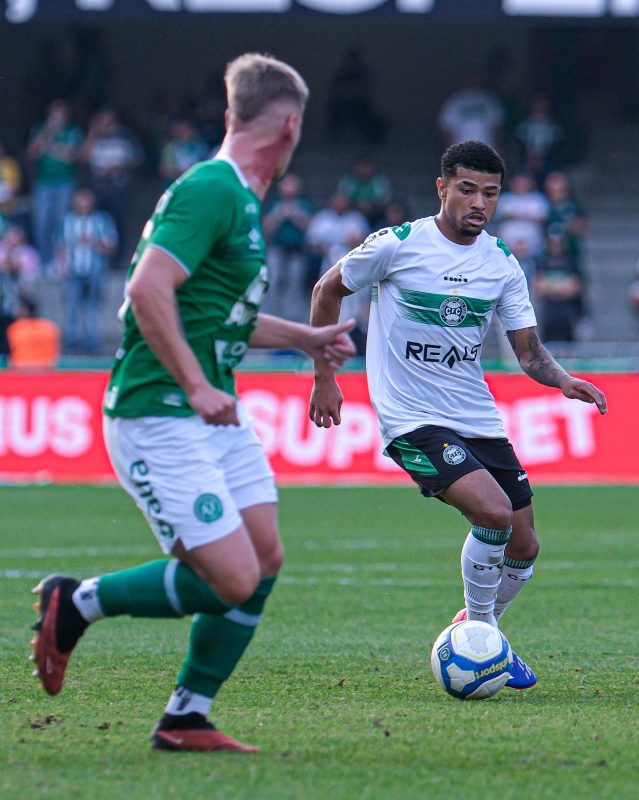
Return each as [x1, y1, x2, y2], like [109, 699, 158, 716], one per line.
[430, 620, 513, 700]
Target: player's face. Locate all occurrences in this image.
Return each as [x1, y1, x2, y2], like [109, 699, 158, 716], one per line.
[436, 168, 502, 245]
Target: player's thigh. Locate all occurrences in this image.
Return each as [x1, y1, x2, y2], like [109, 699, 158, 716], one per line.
[442, 470, 513, 530]
[467, 437, 533, 513]
[217, 405, 282, 576]
[386, 426, 513, 529]
[103, 415, 245, 556]
[239, 503, 283, 576]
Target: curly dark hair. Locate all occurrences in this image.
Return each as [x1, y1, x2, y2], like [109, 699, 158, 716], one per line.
[441, 140, 506, 183]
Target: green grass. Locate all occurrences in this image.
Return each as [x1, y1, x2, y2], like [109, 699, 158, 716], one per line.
[1, 485, 637, 800]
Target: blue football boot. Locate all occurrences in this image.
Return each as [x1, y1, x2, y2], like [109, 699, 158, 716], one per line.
[451, 608, 537, 689]
[505, 651, 537, 690]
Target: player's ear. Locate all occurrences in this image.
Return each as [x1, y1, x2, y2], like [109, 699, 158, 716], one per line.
[436, 177, 447, 200]
[283, 112, 301, 144]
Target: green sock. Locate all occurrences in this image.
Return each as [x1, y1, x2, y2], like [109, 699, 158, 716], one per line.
[97, 559, 230, 618]
[177, 576, 277, 698]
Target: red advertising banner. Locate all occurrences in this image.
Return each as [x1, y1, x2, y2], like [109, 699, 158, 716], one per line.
[0, 370, 636, 485]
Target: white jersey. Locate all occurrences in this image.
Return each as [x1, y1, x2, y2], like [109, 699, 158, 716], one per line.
[339, 216, 537, 447]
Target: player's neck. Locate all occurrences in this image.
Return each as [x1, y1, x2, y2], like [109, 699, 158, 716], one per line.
[217, 135, 284, 200]
[434, 212, 478, 246]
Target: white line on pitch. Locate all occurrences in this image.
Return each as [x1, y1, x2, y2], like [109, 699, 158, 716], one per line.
[2, 568, 637, 589]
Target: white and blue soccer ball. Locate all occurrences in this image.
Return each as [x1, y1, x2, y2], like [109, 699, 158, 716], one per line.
[430, 620, 513, 700]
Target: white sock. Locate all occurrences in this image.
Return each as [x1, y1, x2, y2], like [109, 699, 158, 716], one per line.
[72, 577, 105, 623]
[165, 687, 213, 717]
[495, 558, 535, 624]
[461, 526, 512, 628]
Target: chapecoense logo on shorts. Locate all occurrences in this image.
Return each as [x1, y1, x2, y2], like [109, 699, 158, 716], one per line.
[194, 493, 223, 523]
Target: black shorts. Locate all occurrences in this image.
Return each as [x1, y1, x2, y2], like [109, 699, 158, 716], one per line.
[386, 425, 533, 511]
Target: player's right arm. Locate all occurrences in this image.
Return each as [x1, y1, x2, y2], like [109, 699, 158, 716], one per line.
[127, 253, 239, 427]
[309, 265, 354, 428]
[309, 226, 398, 427]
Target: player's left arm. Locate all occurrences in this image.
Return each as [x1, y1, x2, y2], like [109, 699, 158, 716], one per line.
[506, 327, 607, 415]
[249, 313, 356, 371]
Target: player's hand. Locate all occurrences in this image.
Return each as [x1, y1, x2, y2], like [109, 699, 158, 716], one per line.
[188, 384, 240, 425]
[561, 377, 607, 415]
[309, 376, 344, 428]
[303, 319, 357, 370]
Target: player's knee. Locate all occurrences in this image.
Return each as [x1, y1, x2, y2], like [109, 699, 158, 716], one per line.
[260, 540, 284, 577]
[508, 528, 540, 562]
[214, 569, 261, 607]
[469, 502, 513, 533]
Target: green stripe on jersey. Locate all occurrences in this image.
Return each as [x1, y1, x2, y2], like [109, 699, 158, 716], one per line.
[392, 437, 438, 476]
[398, 289, 496, 328]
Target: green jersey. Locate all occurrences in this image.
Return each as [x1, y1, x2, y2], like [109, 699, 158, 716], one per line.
[104, 157, 267, 418]
[31, 124, 83, 185]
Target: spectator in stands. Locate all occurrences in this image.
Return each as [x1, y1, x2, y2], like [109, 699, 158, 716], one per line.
[307, 192, 369, 278]
[81, 108, 142, 266]
[514, 94, 565, 188]
[0, 140, 22, 223]
[55, 187, 118, 354]
[533, 231, 583, 343]
[261, 173, 313, 323]
[437, 75, 504, 148]
[543, 170, 587, 266]
[307, 192, 369, 353]
[0, 226, 40, 357]
[158, 119, 208, 186]
[337, 154, 392, 228]
[0, 224, 40, 283]
[495, 172, 549, 261]
[379, 199, 411, 230]
[327, 47, 387, 145]
[27, 99, 83, 270]
[509, 237, 537, 290]
[6, 293, 60, 370]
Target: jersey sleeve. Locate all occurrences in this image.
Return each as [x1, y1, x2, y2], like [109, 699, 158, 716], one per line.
[496, 255, 538, 332]
[148, 174, 232, 275]
[339, 228, 400, 292]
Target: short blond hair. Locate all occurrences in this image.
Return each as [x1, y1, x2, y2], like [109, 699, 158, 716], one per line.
[225, 53, 309, 123]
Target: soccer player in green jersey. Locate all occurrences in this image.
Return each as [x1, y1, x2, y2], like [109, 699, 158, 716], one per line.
[309, 140, 606, 690]
[31, 53, 355, 753]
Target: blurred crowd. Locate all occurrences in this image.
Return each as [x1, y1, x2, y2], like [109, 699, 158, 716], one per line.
[0, 94, 222, 366]
[1, 44, 634, 367]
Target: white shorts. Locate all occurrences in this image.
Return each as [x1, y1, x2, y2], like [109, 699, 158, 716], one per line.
[103, 403, 278, 554]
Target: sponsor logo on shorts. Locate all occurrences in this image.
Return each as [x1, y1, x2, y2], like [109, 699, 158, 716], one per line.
[439, 297, 468, 326]
[442, 444, 466, 465]
[194, 493, 223, 523]
[517, 471, 528, 482]
[129, 459, 175, 540]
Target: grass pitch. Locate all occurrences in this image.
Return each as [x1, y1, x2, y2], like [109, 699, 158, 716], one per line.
[1, 485, 637, 800]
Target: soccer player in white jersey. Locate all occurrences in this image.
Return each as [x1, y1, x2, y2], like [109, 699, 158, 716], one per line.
[309, 140, 607, 689]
